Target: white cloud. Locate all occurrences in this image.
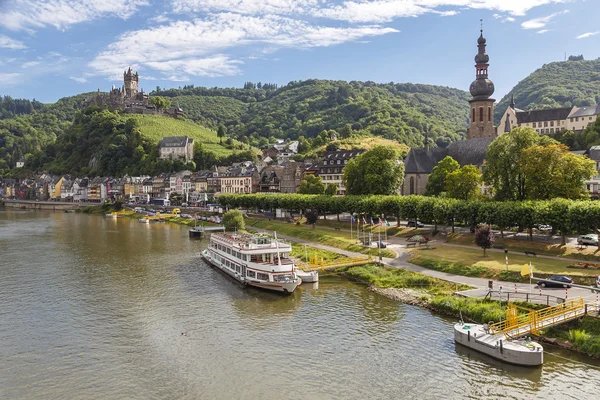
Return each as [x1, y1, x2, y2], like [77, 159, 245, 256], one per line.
[89, 13, 398, 79]
[537, 29, 550, 34]
[0, 35, 27, 49]
[22, 61, 41, 68]
[577, 31, 600, 39]
[69, 76, 88, 83]
[172, 0, 319, 15]
[505, 17, 516, 22]
[311, 1, 569, 24]
[0, 73, 22, 86]
[149, 14, 172, 24]
[521, 10, 568, 30]
[0, 0, 150, 31]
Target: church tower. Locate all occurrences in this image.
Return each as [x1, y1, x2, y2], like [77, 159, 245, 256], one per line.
[467, 25, 496, 140]
[123, 67, 139, 99]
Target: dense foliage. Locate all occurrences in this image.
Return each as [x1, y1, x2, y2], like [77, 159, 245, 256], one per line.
[483, 127, 594, 200]
[218, 194, 600, 245]
[343, 145, 405, 195]
[425, 156, 459, 196]
[297, 174, 326, 194]
[474, 225, 495, 257]
[495, 59, 600, 123]
[153, 79, 470, 147]
[222, 209, 245, 231]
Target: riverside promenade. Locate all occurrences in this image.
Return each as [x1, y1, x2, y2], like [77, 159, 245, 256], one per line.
[252, 226, 600, 307]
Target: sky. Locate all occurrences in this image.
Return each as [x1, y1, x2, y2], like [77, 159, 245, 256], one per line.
[0, 0, 598, 103]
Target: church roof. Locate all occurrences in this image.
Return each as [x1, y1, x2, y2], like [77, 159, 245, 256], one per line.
[158, 136, 193, 148]
[404, 137, 493, 174]
[516, 108, 572, 124]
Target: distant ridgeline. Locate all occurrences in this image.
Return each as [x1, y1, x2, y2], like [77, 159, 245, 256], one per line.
[151, 79, 471, 148]
[495, 58, 600, 123]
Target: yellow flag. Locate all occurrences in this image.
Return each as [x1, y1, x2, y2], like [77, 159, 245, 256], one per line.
[520, 263, 531, 277]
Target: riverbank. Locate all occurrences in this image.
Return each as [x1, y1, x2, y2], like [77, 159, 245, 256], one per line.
[343, 263, 600, 359]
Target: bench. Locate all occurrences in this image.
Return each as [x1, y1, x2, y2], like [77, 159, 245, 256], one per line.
[406, 242, 417, 248]
[524, 251, 537, 257]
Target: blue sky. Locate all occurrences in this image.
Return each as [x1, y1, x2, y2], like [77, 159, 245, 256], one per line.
[0, 0, 598, 103]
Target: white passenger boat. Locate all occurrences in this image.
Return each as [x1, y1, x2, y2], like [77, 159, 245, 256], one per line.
[201, 232, 300, 294]
[454, 322, 543, 366]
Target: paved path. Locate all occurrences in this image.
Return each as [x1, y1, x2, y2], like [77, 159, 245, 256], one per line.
[252, 225, 600, 306]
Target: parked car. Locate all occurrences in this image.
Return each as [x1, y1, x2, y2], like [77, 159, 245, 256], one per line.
[537, 275, 573, 288]
[537, 224, 552, 232]
[377, 241, 387, 248]
[407, 220, 424, 228]
[596, 276, 600, 288]
[577, 234, 599, 246]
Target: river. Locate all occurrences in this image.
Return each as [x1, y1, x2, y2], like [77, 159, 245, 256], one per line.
[1, 209, 599, 399]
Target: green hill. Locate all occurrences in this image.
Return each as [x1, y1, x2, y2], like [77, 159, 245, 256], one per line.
[155, 79, 470, 148]
[130, 114, 248, 157]
[495, 59, 600, 123]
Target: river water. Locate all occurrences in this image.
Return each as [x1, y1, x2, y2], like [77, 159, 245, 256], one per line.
[1, 209, 600, 399]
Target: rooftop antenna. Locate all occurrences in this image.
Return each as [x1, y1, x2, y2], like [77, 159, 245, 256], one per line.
[480, 18, 483, 32]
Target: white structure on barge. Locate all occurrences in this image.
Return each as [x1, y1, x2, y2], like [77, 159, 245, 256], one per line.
[202, 232, 300, 294]
[454, 322, 543, 366]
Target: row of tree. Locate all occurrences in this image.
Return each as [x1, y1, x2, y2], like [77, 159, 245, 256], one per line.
[217, 193, 600, 246]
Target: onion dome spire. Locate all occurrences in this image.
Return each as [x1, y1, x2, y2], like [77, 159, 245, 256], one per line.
[469, 21, 495, 100]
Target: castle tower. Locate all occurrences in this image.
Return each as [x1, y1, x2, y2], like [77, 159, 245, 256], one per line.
[123, 67, 139, 99]
[467, 25, 496, 140]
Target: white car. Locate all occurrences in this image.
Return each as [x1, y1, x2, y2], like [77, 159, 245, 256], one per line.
[577, 234, 598, 246]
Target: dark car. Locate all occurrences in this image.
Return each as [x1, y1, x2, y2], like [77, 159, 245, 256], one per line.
[538, 275, 573, 288]
[407, 220, 424, 228]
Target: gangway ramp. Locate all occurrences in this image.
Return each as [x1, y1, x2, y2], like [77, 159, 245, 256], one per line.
[489, 298, 585, 339]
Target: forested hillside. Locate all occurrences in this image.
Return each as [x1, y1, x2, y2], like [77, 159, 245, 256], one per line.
[495, 59, 600, 123]
[153, 79, 470, 148]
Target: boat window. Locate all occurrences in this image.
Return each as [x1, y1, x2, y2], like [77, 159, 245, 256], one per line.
[236, 265, 241, 273]
[250, 255, 260, 262]
[247, 270, 256, 278]
[257, 273, 269, 281]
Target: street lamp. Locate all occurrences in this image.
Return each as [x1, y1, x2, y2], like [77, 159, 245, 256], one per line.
[504, 249, 509, 272]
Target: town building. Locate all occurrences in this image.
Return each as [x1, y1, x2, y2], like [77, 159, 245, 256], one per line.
[316, 150, 364, 195]
[258, 165, 284, 192]
[16, 157, 25, 168]
[220, 162, 260, 194]
[280, 161, 310, 194]
[158, 136, 194, 163]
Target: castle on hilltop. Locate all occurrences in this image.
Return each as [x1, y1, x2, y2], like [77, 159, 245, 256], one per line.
[88, 67, 184, 118]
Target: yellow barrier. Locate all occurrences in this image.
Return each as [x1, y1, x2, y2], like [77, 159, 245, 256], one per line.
[298, 256, 372, 271]
[489, 298, 585, 339]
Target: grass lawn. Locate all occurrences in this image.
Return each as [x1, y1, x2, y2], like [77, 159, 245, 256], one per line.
[408, 244, 600, 280]
[246, 218, 396, 258]
[447, 233, 600, 262]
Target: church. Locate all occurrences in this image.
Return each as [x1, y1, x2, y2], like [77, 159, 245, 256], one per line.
[402, 28, 497, 195]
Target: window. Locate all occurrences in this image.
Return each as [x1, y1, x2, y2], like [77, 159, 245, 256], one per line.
[532, 122, 536, 128]
[576, 117, 579, 122]
[550, 128, 554, 134]
[479, 107, 484, 122]
[409, 177, 415, 195]
[257, 272, 269, 281]
[472, 108, 475, 122]
[550, 121, 554, 127]
[324, 161, 328, 165]
[247, 270, 256, 278]
[337, 160, 341, 165]
[544, 121, 548, 127]
[570, 118, 574, 122]
[488, 107, 491, 122]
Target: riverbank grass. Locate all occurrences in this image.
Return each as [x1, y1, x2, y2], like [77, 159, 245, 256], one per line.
[246, 218, 397, 258]
[408, 245, 600, 283]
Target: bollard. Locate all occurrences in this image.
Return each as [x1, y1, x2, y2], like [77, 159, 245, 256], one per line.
[565, 287, 568, 300]
[514, 283, 517, 293]
[539, 288, 542, 296]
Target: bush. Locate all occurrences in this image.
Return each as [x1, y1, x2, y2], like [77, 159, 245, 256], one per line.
[223, 209, 245, 231]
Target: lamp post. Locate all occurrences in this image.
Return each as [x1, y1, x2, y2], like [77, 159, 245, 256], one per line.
[505, 249, 509, 272]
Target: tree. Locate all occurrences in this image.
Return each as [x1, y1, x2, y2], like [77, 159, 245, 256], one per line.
[520, 144, 596, 200]
[425, 156, 459, 196]
[149, 96, 171, 111]
[475, 225, 495, 257]
[223, 209, 245, 231]
[343, 145, 404, 195]
[298, 174, 326, 194]
[483, 127, 557, 201]
[445, 165, 482, 200]
[217, 125, 226, 139]
[325, 183, 338, 196]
